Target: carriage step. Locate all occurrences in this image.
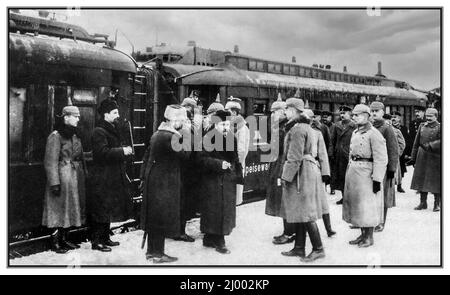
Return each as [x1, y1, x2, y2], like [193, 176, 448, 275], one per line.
[133, 161, 144, 165]
[133, 126, 146, 130]
[133, 109, 146, 112]
[134, 92, 147, 96]
[133, 143, 145, 147]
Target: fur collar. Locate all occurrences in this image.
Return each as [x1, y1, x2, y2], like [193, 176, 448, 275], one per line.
[157, 121, 181, 137]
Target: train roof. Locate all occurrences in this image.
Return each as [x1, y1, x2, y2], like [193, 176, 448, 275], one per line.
[9, 33, 137, 73]
[161, 63, 427, 102]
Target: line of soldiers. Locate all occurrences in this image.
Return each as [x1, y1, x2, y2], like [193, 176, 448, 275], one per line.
[264, 98, 441, 256]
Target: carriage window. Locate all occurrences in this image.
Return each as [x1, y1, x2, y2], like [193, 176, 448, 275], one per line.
[283, 65, 290, 75]
[249, 60, 257, 71]
[289, 65, 298, 76]
[321, 102, 331, 111]
[72, 88, 98, 151]
[268, 63, 281, 74]
[9, 87, 26, 162]
[256, 61, 265, 71]
[73, 89, 97, 104]
[253, 100, 268, 115]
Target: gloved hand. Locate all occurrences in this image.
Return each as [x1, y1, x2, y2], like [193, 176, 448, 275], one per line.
[372, 181, 381, 194]
[50, 185, 61, 197]
[386, 170, 396, 179]
[322, 175, 331, 185]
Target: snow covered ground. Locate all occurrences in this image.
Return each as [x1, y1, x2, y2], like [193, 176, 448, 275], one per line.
[10, 167, 441, 266]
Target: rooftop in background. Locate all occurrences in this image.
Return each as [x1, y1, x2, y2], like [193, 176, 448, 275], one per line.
[135, 42, 414, 90]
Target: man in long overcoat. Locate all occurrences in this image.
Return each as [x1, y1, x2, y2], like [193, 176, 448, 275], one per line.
[343, 104, 388, 248]
[43, 106, 86, 253]
[370, 102, 399, 232]
[408, 106, 426, 154]
[89, 98, 133, 252]
[307, 109, 335, 238]
[198, 110, 244, 254]
[391, 111, 409, 193]
[280, 98, 325, 262]
[265, 96, 295, 245]
[140, 105, 189, 263]
[328, 106, 356, 204]
[410, 108, 441, 212]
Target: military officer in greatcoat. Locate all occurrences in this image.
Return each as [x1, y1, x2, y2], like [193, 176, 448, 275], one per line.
[43, 106, 86, 253]
[410, 108, 441, 212]
[343, 104, 388, 248]
[370, 101, 399, 232]
[391, 111, 410, 193]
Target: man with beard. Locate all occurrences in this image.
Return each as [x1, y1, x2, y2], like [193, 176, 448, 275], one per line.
[343, 104, 387, 248]
[42, 106, 86, 253]
[370, 102, 399, 232]
[410, 108, 441, 212]
[391, 111, 409, 193]
[89, 98, 133, 252]
[328, 106, 356, 204]
[225, 97, 250, 205]
[140, 105, 189, 263]
[198, 110, 244, 254]
[265, 95, 295, 245]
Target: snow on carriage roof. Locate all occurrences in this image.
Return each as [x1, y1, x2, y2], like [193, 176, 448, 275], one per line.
[163, 63, 427, 101]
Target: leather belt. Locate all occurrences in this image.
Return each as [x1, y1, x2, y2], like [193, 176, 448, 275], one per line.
[351, 156, 373, 162]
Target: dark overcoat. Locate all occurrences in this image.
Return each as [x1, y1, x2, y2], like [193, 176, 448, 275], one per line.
[265, 117, 287, 217]
[42, 130, 86, 228]
[410, 121, 441, 194]
[408, 118, 426, 154]
[396, 125, 409, 176]
[373, 119, 399, 208]
[89, 120, 132, 223]
[140, 122, 188, 237]
[198, 129, 243, 236]
[328, 120, 356, 191]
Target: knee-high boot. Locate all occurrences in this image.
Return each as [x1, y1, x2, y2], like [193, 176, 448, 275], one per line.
[349, 228, 365, 245]
[322, 214, 336, 237]
[281, 223, 306, 257]
[50, 228, 68, 254]
[301, 222, 325, 262]
[415, 192, 428, 210]
[433, 194, 441, 212]
[60, 228, 80, 249]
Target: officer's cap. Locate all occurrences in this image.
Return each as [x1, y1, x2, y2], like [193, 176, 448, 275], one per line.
[369, 101, 385, 111]
[285, 97, 305, 112]
[339, 105, 352, 112]
[425, 108, 438, 117]
[352, 104, 371, 115]
[61, 106, 80, 117]
[164, 104, 188, 121]
[98, 98, 119, 115]
[225, 96, 242, 110]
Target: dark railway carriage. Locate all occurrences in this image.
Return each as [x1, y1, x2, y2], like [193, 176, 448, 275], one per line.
[9, 32, 140, 243]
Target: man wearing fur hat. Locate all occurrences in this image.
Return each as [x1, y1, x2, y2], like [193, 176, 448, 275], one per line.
[370, 101, 399, 232]
[225, 97, 250, 205]
[89, 98, 133, 252]
[140, 105, 189, 263]
[42, 106, 87, 253]
[198, 109, 244, 254]
[410, 108, 441, 212]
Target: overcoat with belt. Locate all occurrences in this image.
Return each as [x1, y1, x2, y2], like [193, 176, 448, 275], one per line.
[410, 121, 441, 194]
[343, 122, 388, 227]
[197, 129, 244, 236]
[280, 119, 324, 223]
[140, 122, 188, 237]
[328, 119, 357, 192]
[373, 119, 399, 208]
[89, 120, 132, 223]
[265, 117, 287, 217]
[42, 129, 86, 228]
[312, 121, 331, 215]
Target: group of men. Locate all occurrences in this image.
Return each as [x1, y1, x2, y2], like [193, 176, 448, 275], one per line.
[264, 97, 441, 259]
[41, 88, 441, 263]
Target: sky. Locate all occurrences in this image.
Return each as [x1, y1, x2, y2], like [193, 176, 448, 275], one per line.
[46, 9, 440, 90]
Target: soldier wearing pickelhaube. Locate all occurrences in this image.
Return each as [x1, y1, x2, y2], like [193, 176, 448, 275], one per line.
[265, 94, 295, 245]
[203, 94, 225, 135]
[370, 101, 399, 233]
[43, 106, 86, 253]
